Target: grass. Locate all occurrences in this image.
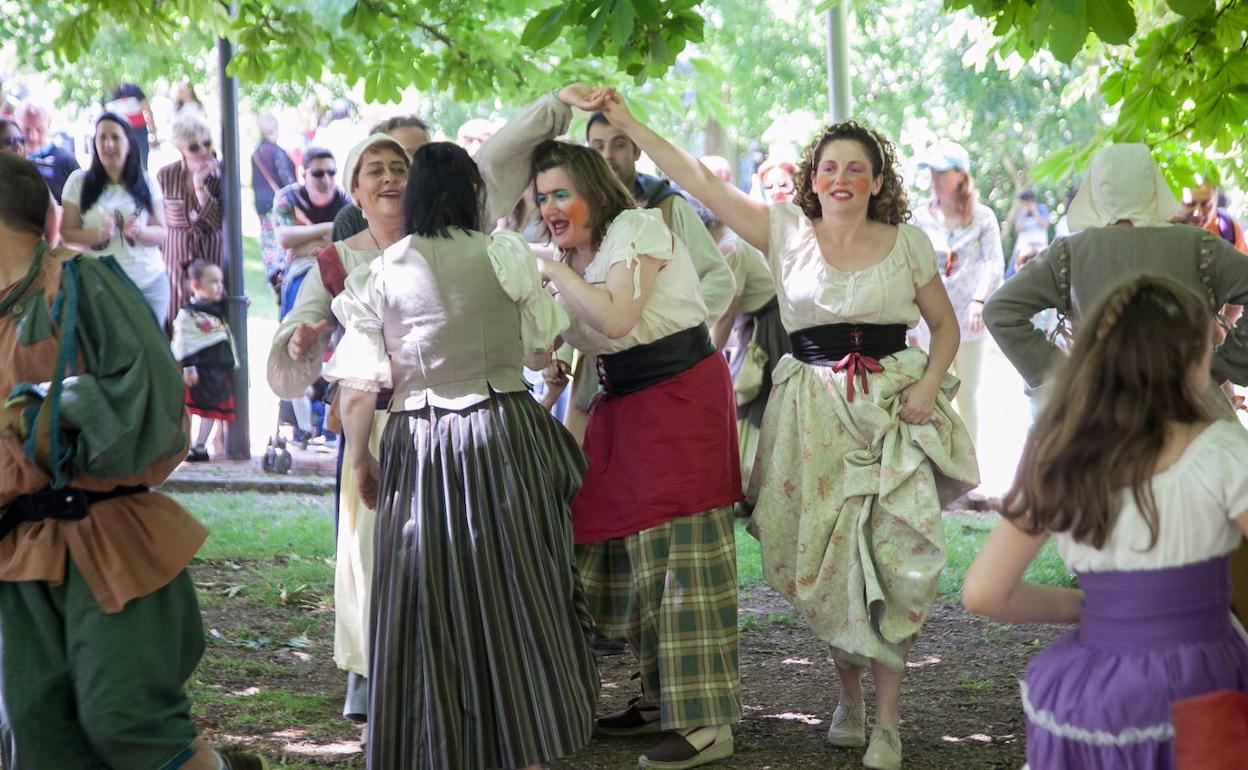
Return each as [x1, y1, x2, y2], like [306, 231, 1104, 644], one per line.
[735, 518, 762, 587]
[177, 494, 1072, 604]
[179, 491, 336, 607]
[184, 492, 335, 562]
[737, 512, 1074, 600]
[240, 234, 283, 322]
[941, 514, 1076, 600]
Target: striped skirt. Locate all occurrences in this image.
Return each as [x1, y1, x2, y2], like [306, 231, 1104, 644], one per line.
[368, 391, 599, 770]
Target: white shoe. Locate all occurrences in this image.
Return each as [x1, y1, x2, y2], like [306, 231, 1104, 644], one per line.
[862, 723, 902, 770]
[826, 698, 866, 747]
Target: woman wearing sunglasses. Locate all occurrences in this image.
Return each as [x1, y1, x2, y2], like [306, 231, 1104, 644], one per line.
[158, 111, 224, 328]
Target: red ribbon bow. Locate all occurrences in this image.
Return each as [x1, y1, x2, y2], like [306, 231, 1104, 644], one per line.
[944, 249, 957, 278]
[833, 352, 884, 402]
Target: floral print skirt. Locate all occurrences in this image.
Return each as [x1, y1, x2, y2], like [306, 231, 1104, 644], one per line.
[746, 348, 979, 670]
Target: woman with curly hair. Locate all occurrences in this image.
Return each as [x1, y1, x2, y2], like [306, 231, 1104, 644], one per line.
[595, 93, 979, 769]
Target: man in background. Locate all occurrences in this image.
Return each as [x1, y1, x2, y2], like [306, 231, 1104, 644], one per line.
[17, 102, 78, 203]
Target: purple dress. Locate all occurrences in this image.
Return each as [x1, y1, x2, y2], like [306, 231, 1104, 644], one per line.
[1023, 557, 1248, 768]
[1022, 421, 1248, 768]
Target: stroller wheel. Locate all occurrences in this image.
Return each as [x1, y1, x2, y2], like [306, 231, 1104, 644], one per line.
[263, 446, 278, 473]
[274, 449, 293, 474]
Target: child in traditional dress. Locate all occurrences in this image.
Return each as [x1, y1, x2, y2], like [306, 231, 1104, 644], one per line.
[965, 277, 1248, 770]
[171, 260, 238, 462]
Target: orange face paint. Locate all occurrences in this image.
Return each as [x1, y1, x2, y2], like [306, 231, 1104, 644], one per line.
[566, 199, 590, 227]
[815, 177, 834, 194]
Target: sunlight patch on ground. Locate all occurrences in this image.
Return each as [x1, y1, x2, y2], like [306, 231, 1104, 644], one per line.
[941, 733, 1007, 743]
[906, 655, 942, 668]
[762, 712, 824, 725]
[283, 740, 363, 756]
[782, 657, 813, 665]
[228, 686, 262, 697]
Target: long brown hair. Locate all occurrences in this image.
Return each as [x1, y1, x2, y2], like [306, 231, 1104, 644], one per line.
[793, 120, 909, 226]
[531, 140, 635, 251]
[932, 168, 976, 227]
[1002, 277, 1214, 549]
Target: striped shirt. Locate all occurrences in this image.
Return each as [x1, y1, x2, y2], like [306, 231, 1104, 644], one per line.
[158, 160, 224, 327]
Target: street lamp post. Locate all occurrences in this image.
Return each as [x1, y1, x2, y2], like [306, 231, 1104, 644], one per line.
[825, 1, 852, 123]
[218, 4, 250, 459]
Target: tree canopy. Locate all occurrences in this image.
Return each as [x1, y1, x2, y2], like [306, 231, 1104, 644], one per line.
[949, 0, 1248, 189]
[4, 0, 1245, 192]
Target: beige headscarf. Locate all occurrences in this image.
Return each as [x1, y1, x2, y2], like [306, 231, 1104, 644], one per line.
[343, 133, 411, 197]
[1067, 143, 1181, 231]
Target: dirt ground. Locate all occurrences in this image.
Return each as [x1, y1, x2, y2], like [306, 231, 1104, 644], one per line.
[191, 570, 1062, 769]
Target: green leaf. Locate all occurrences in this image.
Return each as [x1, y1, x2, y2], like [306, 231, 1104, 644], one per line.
[1086, 0, 1135, 44]
[1048, 6, 1089, 62]
[521, 5, 566, 50]
[610, 0, 635, 47]
[585, 1, 612, 51]
[1166, 0, 1211, 16]
[629, 0, 662, 24]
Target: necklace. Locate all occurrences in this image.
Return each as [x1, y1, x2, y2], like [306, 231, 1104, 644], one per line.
[366, 228, 381, 250]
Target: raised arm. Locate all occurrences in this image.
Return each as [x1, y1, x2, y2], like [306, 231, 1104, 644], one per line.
[476, 84, 606, 228]
[597, 91, 770, 253]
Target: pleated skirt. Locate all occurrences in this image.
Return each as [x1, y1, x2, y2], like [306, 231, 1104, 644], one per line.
[368, 390, 599, 770]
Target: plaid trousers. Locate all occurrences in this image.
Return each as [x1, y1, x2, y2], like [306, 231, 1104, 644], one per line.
[576, 506, 741, 730]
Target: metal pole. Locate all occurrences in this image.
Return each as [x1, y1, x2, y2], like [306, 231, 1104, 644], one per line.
[218, 4, 250, 459]
[825, 2, 852, 123]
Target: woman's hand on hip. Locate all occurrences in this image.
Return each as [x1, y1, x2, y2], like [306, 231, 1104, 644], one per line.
[898, 378, 940, 425]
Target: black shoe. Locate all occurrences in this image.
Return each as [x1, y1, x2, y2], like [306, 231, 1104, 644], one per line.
[186, 445, 210, 463]
[597, 695, 663, 736]
[593, 630, 628, 657]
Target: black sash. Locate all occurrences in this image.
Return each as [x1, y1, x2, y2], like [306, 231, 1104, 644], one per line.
[597, 325, 715, 396]
[0, 485, 149, 543]
[788, 323, 907, 366]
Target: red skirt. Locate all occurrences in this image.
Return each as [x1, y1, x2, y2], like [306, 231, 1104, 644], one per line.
[573, 352, 743, 543]
[186, 391, 235, 422]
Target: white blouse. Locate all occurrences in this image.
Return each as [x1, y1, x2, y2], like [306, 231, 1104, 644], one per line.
[61, 169, 165, 289]
[1055, 420, 1248, 572]
[559, 208, 708, 355]
[912, 201, 1004, 342]
[723, 233, 776, 315]
[324, 230, 568, 391]
[766, 203, 938, 332]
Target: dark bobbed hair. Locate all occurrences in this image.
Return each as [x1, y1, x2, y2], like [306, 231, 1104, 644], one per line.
[402, 142, 484, 238]
[80, 112, 154, 216]
[793, 119, 909, 226]
[1002, 277, 1214, 550]
[0, 154, 49, 235]
[531, 140, 635, 251]
[188, 259, 220, 283]
[303, 146, 335, 168]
